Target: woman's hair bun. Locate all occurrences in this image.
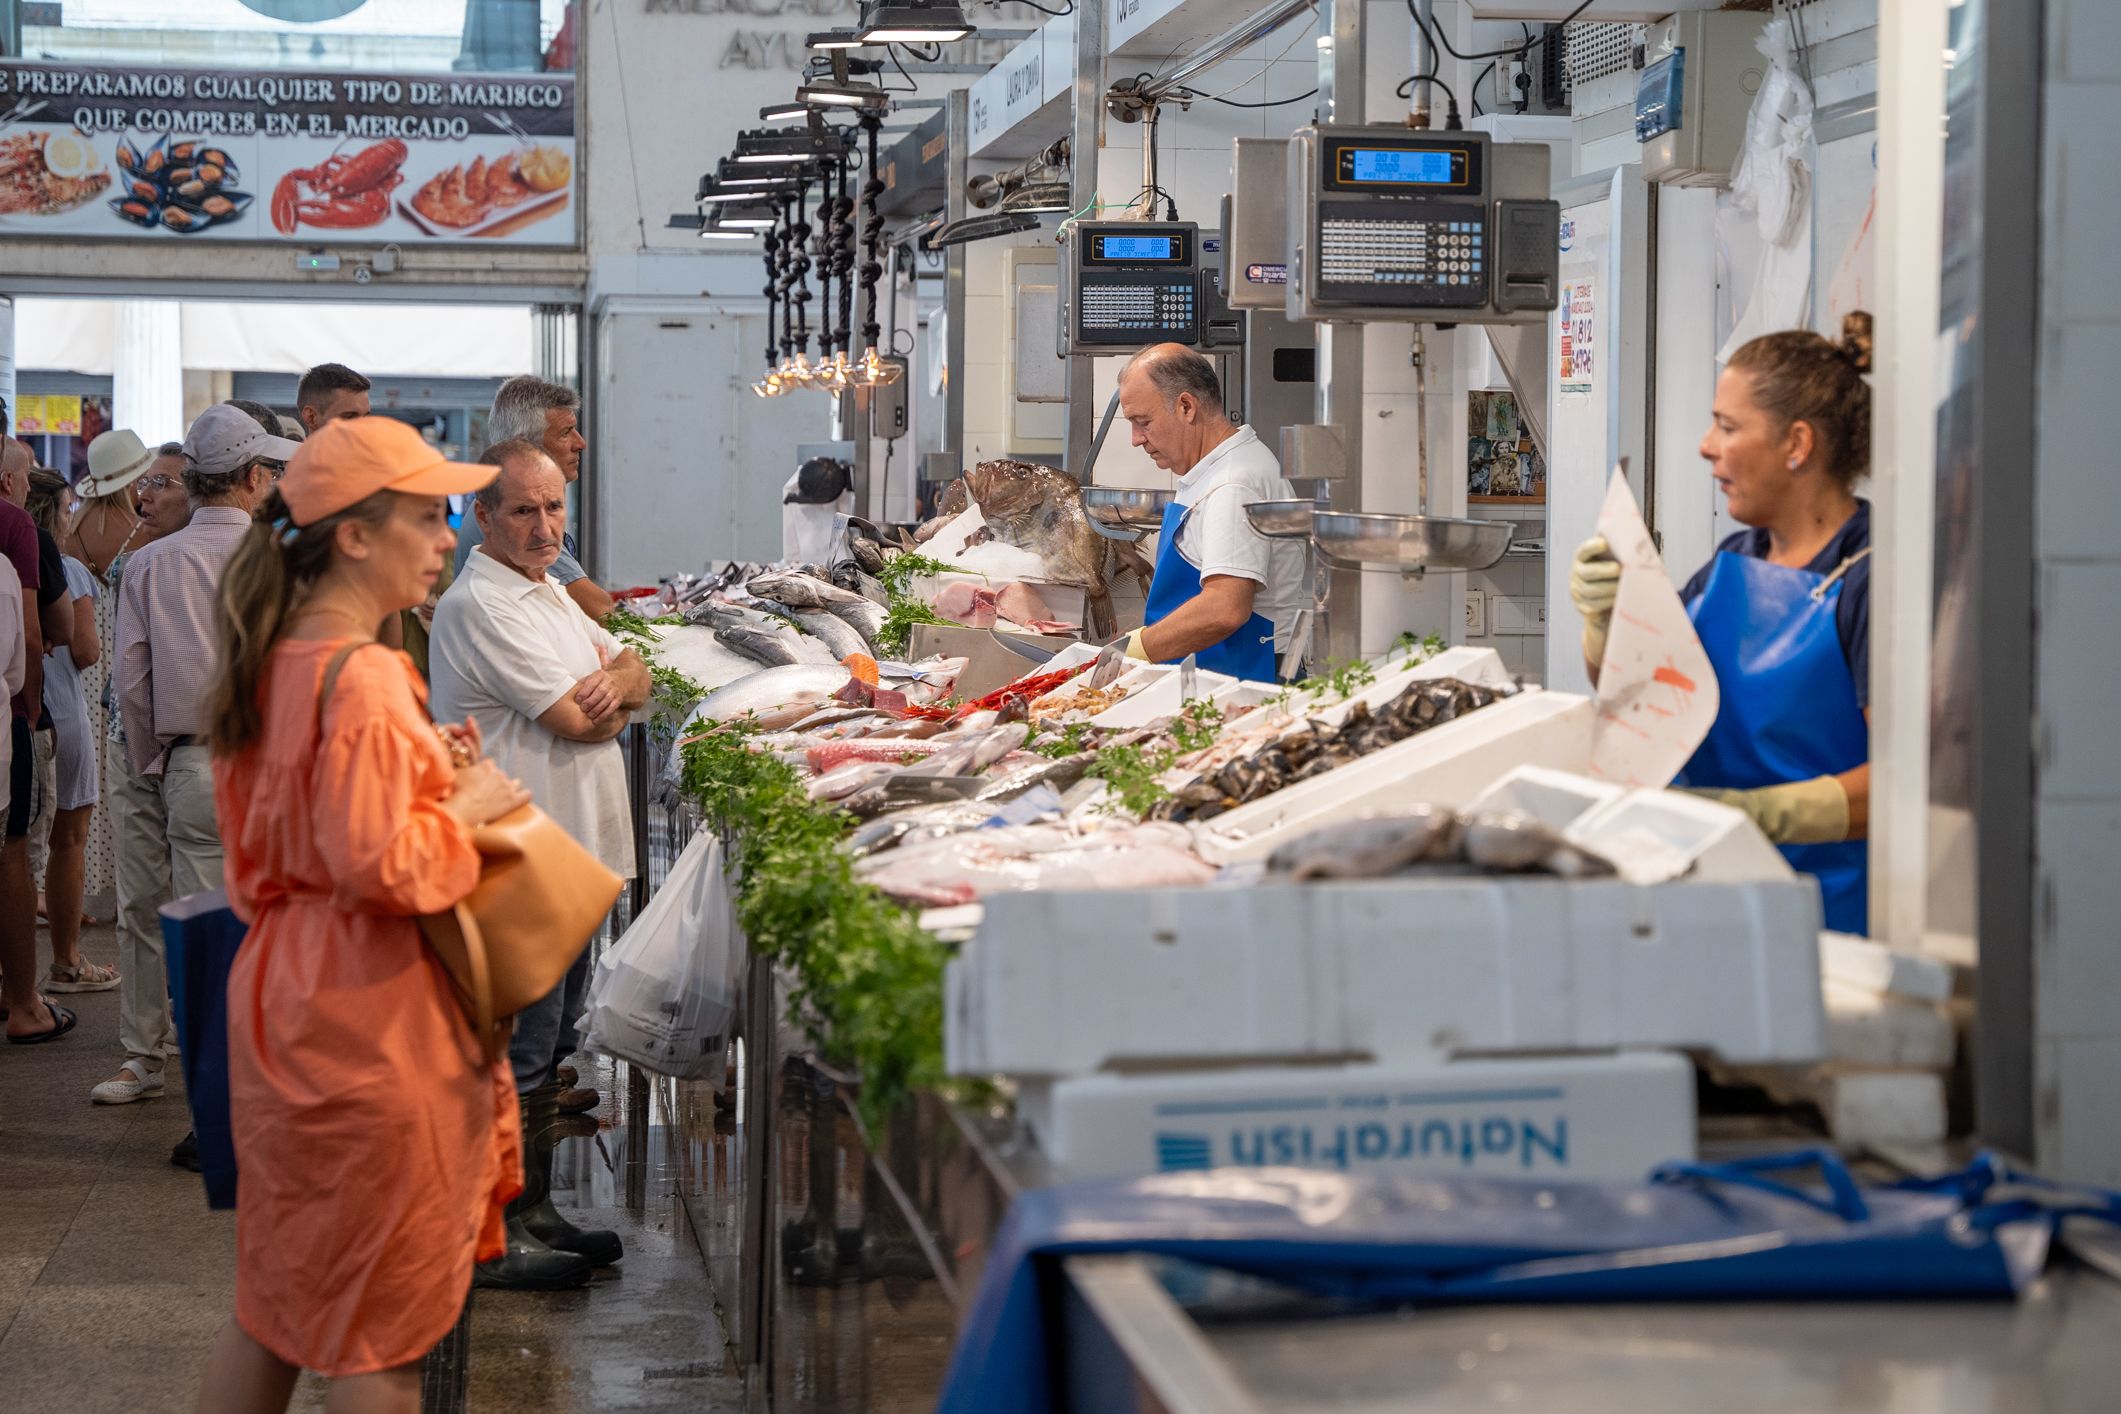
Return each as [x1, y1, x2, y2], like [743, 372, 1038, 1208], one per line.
[1839, 311, 1875, 375]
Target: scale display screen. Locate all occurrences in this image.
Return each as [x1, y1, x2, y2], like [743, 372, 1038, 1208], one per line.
[1328, 139, 1476, 192]
[1087, 229, 1190, 264]
[1348, 148, 1456, 184]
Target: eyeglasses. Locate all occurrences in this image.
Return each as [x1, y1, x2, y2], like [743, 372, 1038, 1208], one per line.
[139, 474, 177, 492]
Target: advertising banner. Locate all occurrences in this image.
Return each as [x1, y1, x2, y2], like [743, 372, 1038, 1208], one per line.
[0, 60, 575, 246]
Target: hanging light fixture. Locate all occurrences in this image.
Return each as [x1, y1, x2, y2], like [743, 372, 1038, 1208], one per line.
[856, 1, 974, 44]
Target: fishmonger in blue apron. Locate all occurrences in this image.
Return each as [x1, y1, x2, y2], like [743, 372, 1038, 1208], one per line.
[1570, 319, 1877, 934]
[1110, 344, 1305, 681]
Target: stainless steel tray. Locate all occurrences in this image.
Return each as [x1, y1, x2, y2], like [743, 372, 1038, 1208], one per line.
[1082, 486, 1175, 530]
[1244, 500, 1316, 539]
[1311, 512, 1515, 573]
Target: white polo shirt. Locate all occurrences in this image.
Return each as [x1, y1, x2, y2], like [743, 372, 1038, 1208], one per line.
[1168, 425, 1307, 650]
[429, 549, 636, 880]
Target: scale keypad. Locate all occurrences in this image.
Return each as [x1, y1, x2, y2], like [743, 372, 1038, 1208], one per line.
[1320, 216, 1485, 289]
[1080, 280, 1196, 334]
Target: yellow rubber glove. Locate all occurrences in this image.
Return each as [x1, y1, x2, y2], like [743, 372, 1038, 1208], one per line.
[1118, 627, 1153, 662]
[1693, 776, 1851, 845]
[1569, 535, 1621, 668]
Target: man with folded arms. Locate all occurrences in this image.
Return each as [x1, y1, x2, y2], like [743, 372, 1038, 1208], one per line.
[429, 437, 648, 1290]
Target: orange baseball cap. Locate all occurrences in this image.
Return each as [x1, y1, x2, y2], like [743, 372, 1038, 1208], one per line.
[281, 416, 498, 527]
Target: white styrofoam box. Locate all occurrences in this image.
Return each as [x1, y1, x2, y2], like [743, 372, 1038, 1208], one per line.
[1314, 645, 1518, 729]
[1822, 979, 1956, 1070]
[1819, 1071, 1948, 1146]
[1024, 1052, 1697, 1183]
[1818, 931, 1956, 1004]
[1195, 692, 1596, 865]
[1089, 665, 1243, 728]
[1565, 788, 1794, 887]
[948, 877, 1826, 1078]
[1467, 764, 1625, 832]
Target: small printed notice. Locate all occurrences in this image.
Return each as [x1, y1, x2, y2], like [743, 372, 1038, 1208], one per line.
[1559, 276, 1597, 398]
[1588, 470, 1719, 787]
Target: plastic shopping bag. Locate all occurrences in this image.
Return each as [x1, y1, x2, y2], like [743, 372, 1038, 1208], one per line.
[581, 830, 743, 1080]
[162, 889, 246, 1210]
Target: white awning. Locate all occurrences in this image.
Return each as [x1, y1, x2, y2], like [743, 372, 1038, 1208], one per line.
[17, 298, 536, 379]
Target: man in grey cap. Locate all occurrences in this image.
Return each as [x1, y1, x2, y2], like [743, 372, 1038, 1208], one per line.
[96, 405, 295, 1122]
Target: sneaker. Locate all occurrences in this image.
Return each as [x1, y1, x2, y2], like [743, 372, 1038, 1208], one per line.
[90, 1060, 166, 1105]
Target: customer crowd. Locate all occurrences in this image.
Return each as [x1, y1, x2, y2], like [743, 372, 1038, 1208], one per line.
[0, 367, 641, 1414]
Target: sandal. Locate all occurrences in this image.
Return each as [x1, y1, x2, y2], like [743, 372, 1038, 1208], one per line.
[7, 999, 78, 1044]
[47, 960, 120, 993]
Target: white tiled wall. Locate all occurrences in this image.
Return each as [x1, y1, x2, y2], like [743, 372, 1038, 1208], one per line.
[2034, 0, 2121, 1184]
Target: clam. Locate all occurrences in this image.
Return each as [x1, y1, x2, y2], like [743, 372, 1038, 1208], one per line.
[174, 179, 206, 199]
[198, 162, 225, 184]
[130, 179, 158, 202]
[168, 166, 195, 185]
[202, 194, 235, 218]
[168, 140, 198, 163]
[161, 207, 197, 231]
[142, 147, 165, 175]
[200, 147, 231, 167]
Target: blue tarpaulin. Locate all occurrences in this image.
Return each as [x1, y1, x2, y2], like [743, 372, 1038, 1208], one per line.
[934, 1151, 2121, 1414]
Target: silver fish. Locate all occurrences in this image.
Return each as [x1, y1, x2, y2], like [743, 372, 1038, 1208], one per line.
[692, 664, 855, 723]
[974, 752, 1092, 801]
[1266, 807, 1465, 882]
[714, 622, 804, 668]
[1461, 810, 1613, 878]
[825, 596, 887, 644]
[795, 608, 871, 660]
[748, 571, 865, 611]
[970, 722, 1031, 771]
[807, 760, 901, 801]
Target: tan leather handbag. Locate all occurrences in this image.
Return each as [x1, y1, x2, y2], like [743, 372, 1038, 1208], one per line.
[319, 643, 624, 1061]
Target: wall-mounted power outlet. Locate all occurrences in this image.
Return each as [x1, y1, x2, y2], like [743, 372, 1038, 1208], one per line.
[1464, 589, 1486, 636]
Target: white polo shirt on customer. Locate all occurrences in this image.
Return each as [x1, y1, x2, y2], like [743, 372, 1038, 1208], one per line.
[429, 548, 636, 880]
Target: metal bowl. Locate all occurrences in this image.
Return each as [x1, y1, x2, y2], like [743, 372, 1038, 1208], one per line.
[1311, 512, 1515, 573]
[1244, 499, 1316, 539]
[1082, 486, 1175, 530]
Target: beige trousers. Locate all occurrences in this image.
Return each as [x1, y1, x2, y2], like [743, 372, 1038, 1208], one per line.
[113, 744, 224, 1064]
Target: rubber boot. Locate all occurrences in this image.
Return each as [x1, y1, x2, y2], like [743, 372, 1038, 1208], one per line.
[517, 1082, 624, 1268]
[474, 1092, 593, 1292]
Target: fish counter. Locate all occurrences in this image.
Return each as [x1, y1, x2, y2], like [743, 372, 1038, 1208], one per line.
[601, 532, 1829, 1409]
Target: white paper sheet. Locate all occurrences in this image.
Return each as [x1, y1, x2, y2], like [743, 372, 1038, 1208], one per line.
[1588, 471, 1721, 787]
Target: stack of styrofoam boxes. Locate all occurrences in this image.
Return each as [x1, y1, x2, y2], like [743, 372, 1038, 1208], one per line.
[947, 870, 1827, 1183]
[1711, 932, 1959, 1148]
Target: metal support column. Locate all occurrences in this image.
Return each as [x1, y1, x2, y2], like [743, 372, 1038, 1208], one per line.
[1062, 0, 1106, 479]
[1318, 0, 1365, 663]
[943, 89, 970, 468]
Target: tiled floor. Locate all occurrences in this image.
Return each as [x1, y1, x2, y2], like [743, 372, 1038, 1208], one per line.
[0, 923, 739, 1413]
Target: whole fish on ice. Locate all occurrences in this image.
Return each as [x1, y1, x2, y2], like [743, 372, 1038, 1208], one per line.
[691, 665, 857, 724]
[748, 570, 867, 611]
[794, 608, 871, 659]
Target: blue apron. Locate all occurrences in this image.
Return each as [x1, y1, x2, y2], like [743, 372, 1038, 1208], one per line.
[1680, 549, 1871, 934]
[1141, 500, 1279, 681]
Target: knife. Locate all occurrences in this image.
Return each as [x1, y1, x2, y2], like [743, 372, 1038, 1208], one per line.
[1178, 652, 1199, 703]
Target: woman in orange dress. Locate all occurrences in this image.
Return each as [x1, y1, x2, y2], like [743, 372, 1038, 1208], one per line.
[196, 417, 529, 1413]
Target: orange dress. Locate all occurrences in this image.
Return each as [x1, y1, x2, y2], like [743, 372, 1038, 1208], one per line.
[215, 640, 522, 1377]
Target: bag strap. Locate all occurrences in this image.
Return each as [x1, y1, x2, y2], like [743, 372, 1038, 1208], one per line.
[314, 639, 383, 736]
[446, 903, 501, 1063]
[1649, 1148, 1871, 1223]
